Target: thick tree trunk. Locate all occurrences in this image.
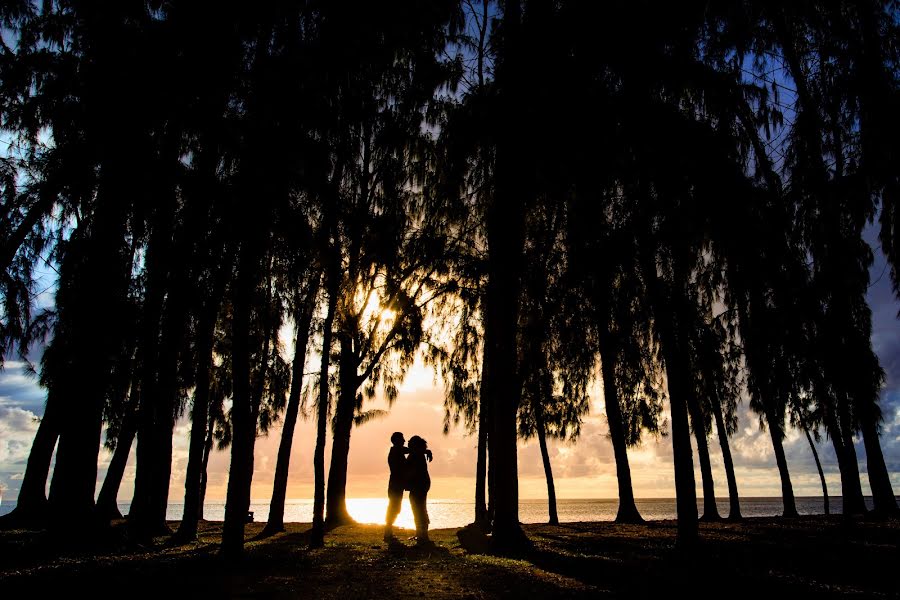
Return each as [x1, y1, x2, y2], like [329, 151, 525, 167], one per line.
[801, 424, 829, 516]
[710, 399, 741, 520]
[48, 203, 129, 531]
[533, 401, 558, 525]
[325, 336, 358, 527]
[859, 408, 899, 516]
[599, 348, 643, 524]
[310, 270, 338, 547]
[687, 393, 721, 521]
[0, 395, 59, 528]
[485, 1, 529, 551]
[764, 405, 799, 517]
[96, 401, 138, 521]
[264, 279, 318, 535]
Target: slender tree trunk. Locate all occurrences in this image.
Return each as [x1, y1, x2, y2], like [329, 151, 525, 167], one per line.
[764, 404, 799, 517]
[533, 401, 558, 525]
[222, 239, 261, 559]
[823, 405, 867, 516]
[710, 399, 741, 520]
[599, 346, 643, 524]
[96, 400, 138, 521]
[801, 423, 829, 516]
[644, 260, 697, 546]
[0, 395, 59, 528]
[174, 291, 221, 541]
[325, 336, 358, 527]
[311, 267, 338, 547]
[264, 278, 319, 535]
[858, 409, 899, 516]
[474, 358, 490, 528]
[198, 411, 216, 522]
[687, 392, 721, 521]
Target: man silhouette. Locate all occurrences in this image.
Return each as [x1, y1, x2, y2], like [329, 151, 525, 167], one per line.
[384, 431, 407, 542]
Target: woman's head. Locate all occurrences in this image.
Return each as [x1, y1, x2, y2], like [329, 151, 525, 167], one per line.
[408, 435, 427, 452]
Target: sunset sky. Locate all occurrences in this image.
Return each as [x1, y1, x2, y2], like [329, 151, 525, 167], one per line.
[1, 226, 898, 509]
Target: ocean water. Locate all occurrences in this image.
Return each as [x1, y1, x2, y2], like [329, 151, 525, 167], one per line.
[144, 496, 876, 530]
[0, 496, 878, 529]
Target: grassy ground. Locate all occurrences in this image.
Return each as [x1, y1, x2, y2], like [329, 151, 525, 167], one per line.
[1, 516, 898, 598]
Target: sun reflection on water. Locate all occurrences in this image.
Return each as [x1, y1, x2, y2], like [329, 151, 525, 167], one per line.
[345, 497, 416, 530]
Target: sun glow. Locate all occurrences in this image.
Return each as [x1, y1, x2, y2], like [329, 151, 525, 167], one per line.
[346, 497, 416, 530]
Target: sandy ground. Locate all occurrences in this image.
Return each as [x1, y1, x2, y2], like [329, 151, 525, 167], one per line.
[1, 515, 898, 598]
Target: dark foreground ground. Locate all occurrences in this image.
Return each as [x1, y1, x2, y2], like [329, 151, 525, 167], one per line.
[1, 515, 898, 598]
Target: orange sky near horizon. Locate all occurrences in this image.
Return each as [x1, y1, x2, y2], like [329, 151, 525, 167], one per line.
[95, 357, 875, 507]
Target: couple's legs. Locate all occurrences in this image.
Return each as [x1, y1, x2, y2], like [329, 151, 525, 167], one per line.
[384, 489, 402, 541]
[409, 490, 430, 543]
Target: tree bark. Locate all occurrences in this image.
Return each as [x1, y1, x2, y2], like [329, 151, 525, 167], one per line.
[264, 277, 319, 534]
[823, 404, 867, 516]
[859, 408, 899, 516]
[474, 353, 490, 528]
[222, 237, 261, 559]
[96, 399, 138, 521]
[687, 392, 721, 521]
[325, 335, 358, 527]
[764, 404, 799, 517]
[710, 398, 741, 520]
[310, 266, 338, 547]
[174, 282, 223, 542]
[0, 394, 59, 528]
[533, 400, 558, 525]
[801, 423, 829, 516]
[599, 347, 643, 524]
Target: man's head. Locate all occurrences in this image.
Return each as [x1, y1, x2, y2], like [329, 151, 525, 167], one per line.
[390, 431, 405, 446]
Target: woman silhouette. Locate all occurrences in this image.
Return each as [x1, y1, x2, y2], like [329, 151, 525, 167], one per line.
[405, 435, 432, 544]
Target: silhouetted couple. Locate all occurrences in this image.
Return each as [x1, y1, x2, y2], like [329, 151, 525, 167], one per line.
[384, 432, 433, 545]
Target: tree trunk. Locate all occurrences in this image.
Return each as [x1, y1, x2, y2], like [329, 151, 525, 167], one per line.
[325, 335, 358, 527]
[859, 408, 899, 517]
[599, 345, 643, 524]
[533, 400, 558, 525]
[174, 289, 221, 542]
[96, 400, 138, 521]
[264, 277, 319, 535]
[823, 405, 867, 516]
[198, 411, 216, 522]
[687, 392, 721, 521]
[0, 395, 59, 528]
[484, 0, 529, 551]
[222, 239, 260, 559]
[644, 261, 698, 546]
[764, 404, 799, 517]
[710, 398, 741, 520]
[310, 267, 338, 547]
[801, 423, 829, 516]
[474, 356, 490, 528]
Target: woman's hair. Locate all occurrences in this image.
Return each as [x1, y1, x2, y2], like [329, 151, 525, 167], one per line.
[407, 435, 428, 451]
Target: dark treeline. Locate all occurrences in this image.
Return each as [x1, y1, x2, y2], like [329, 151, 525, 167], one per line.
[0, 0, 898, 555]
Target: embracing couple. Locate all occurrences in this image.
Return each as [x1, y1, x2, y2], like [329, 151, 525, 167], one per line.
[384, 432, 433, 545]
